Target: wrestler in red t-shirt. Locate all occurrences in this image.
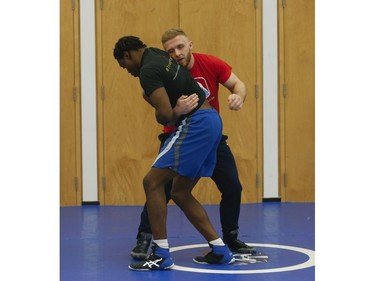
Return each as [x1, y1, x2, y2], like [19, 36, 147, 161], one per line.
[163, 53, 232, 133]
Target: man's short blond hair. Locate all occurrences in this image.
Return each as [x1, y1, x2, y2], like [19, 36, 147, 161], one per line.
[161, 28, 188, 44]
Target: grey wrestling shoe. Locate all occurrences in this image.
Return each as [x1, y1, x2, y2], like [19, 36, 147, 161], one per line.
[224, 230, 257, 254]
[130, 232, 152, 260]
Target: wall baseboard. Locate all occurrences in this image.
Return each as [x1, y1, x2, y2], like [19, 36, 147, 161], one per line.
[262, 197, 281, 202]
[82, 201, 100, 205]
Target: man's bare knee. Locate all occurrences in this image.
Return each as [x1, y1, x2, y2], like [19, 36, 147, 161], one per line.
[143, 168, 176, 193]
[143, 173, 154, 192]
[170, 189, 185, 205]
[171, 177, 197, 205]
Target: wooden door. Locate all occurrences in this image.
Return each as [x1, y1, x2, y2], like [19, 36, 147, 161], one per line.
[60, 0, 82, 206]
[278, 0, 315, 202]
[179, 0, 263, 203]
[95, 0, 179, 205]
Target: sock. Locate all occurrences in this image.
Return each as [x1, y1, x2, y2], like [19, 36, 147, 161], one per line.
[209, 238, 225, 246]
[153, 239, 169, 249]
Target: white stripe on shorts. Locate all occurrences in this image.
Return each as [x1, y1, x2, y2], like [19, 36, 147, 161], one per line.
[152, 118, 187, 166]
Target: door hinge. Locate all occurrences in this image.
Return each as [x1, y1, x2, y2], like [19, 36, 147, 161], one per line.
[101, 85, 105, 101]
[100, 0, 104, 10]
[283, 83, 287, 98]
[72, 0, 75, 11]
[284, 173, 288, 187]
[256, 173, 260, 188]
[255, 84, 259, 99]
[74, 176, 79, 191]
[254, 0, 258, 9]
[282, 0, 286, 8]
[73, 86, 77, 102]
[102, 176, 106, 190]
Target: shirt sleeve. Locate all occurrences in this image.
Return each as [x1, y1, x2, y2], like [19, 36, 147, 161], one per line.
[211, 55, 232, 84]
[140, 66, 164, 97]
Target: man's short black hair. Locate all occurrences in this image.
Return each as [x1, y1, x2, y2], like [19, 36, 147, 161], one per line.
[113, 36, 147, 60]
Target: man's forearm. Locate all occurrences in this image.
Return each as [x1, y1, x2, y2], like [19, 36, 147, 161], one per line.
[232, 81, 246, 103]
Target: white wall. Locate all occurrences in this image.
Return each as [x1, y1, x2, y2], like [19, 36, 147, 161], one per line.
[79, 1, 279, 201]
[80, 0, 98, 201]
[262, 0, 279, 198]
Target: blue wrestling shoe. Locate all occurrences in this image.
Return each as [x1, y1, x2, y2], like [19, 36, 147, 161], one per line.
[193, 244, 235, 265]
[128, 243, 174, 271]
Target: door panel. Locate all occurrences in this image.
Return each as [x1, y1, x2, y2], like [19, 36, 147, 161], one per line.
[60, 0, 82, 206]
[95, 0, 262, 205]
[278, 0, 315, 202]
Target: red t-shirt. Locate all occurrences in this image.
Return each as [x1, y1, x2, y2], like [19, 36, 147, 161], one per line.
[163, 53, 232, 133]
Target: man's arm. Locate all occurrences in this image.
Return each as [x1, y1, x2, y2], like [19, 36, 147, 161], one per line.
[223, 72, 247, 111]
[143, 92, 154, 106]
[147, 88, 198, 126]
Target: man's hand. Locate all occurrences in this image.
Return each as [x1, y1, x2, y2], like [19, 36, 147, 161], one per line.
[228, 94, 243, 111]
[174, 94, 199, 115]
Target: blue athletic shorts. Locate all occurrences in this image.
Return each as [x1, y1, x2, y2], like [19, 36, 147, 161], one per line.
[152, 109, 222, 179]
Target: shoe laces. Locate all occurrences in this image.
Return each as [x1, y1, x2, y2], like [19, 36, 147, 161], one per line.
[142, 254, 163, 268]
